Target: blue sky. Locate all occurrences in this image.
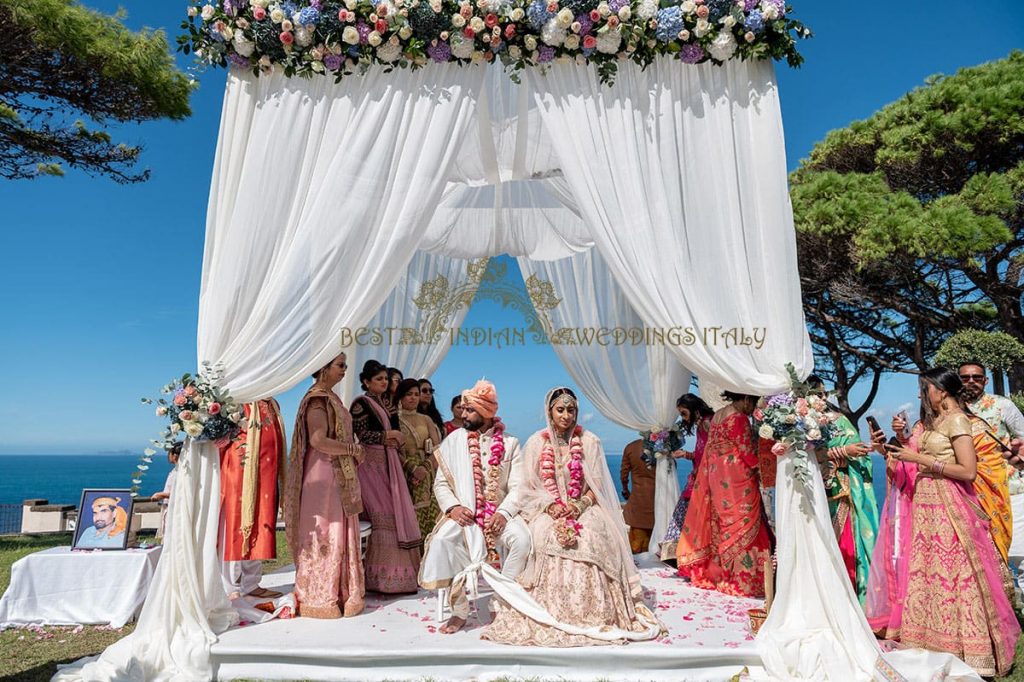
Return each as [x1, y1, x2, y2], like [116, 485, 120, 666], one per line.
[0, 2, 1020, 455]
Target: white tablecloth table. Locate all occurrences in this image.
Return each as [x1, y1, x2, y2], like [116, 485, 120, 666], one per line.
[0, 546, 161, 629]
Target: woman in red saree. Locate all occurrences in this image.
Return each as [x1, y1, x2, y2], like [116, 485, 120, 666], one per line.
[676, 392, 772, 597]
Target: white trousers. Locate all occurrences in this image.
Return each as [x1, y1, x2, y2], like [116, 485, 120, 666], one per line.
[221, 560, 263, 597]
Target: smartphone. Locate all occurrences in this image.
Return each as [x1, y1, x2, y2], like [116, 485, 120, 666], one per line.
[865, 415, 882, 435]
[896, 410, 909, 437]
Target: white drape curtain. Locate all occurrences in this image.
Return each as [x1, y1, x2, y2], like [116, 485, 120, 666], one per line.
[527, 57, 814, 395]
[342, 250, 479, 403]
[518, 247, 690, 551]
[197, 65, 486, 401]
[752, 452, 982, 682]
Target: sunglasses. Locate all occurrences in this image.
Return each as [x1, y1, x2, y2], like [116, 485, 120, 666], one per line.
[421, 387, 433, 394]
[959, 374, 985, 383]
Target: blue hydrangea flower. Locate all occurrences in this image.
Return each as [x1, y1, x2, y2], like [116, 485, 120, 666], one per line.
[527, 0, 556, 30]
[607, 0, 628, 12]
[208, 26, 226, 43]
[282, 1, 298, 18]
[297, 6, 321, 25]
[744, 9, 764, 33]
[707, 0, 733, 22]
[654, 6, 683, 43]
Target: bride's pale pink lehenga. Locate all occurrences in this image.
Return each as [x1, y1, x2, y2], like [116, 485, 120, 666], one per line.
[283, 387, 365, 618]
[865, 415, 1019, 677]
[483, 426, 661, 647]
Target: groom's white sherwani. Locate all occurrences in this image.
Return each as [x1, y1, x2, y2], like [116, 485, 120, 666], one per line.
[418, 425, 531, 612]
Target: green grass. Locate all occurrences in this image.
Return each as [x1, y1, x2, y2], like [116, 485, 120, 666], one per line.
[2, 531, 1023, 681]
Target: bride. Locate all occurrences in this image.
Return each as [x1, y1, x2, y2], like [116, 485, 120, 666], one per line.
[482, 387, 662, 646]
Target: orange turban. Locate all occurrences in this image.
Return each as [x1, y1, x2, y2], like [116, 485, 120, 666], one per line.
[462, 379, 498, 419]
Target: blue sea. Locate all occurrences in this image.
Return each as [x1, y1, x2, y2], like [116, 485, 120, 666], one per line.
[0, 455, 174, 509]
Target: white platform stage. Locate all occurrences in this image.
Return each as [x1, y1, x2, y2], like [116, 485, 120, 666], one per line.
[211, 555, 763, 681]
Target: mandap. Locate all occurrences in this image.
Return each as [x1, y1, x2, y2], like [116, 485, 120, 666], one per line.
[56, 1, 981, 680]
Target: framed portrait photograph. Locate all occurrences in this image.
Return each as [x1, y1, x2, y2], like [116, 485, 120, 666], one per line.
[72, 489, 133, 551]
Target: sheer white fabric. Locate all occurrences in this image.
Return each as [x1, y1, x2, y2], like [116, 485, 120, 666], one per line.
[527, 57, 814, 395]
[518, 248, 689, 551]
[198, 65, 485, 401]
[751, 451, 982, 682]
[342, 250, 478, 402]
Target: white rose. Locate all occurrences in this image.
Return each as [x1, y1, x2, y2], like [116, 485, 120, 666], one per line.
[636, 0, 657, 20]
[541, 18, 565, 46]
[694, 17, 710, 37]
[510, 7, 524, 21]
[564, 33, 580, 49]
[187, 6, 198, 17]
[269, 8, 285, 23]
[252, 0, 270, 7]
[760, 1, 779, 20]
[398, 25, 413, 39]
[470, 50, 486, 63]
[803, 416, 817, 430]
[311, 61, 325, 72]
[721, 14, 736, 29]
[784, 414, 797, 425]
[171, 423, 181, 434]
[508, 44, 522, 59]
[597, 1, 610, 16]
[220, 25, 234, 40]
[342, 26, 360, 44]
[345, 0, 357, 8]
[368, 30, 382, 46]
[617, 6, 630, 20]
[681, 0, 696, 13]
[201, 4, 216, 20]
[758, 424, 775, 440]
[595, 27, 620, 53]
[184, 421, 204, 438]
[678, 28, 690, 40]
[524, 34, 537, 51]
[556, 8, 573, 27]
[452, 13, 466, 27]
[281, 18, 293, 31]
[470, 16, 485, 32]
[807, 428, 822, 441]
[233, 34, 255, 56]
[570, 21, 580, 33]
[310, 46, 324, 60]
[156, 406, 169, 417]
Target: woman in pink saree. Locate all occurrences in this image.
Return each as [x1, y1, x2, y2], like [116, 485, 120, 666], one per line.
[283, 353, 365, 618]
[867, 367, 1019, 677]
[350, 360, 422, 593]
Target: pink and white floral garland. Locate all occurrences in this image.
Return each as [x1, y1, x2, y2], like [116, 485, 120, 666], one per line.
[541, 424, 584, 548]
[468, 417, 505, 563]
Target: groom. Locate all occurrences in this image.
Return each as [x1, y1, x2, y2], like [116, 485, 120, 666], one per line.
[419, 379, 531, 634]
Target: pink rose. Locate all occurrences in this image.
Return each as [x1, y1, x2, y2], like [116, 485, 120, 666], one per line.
[173, 394, 187, 406]
[460, 5, 473, 18]
[546, 1, 558, 12]
[184, 385, 198, 397]
[179, 410, 194, 421]
[504, 24, 515, 38]
[607, 15, 619, 27]
[253, 6, 266, 19]
[209, 402, 221, 415]
[753, 409, 764, 420]
[377, 3, 389, 16]
[696, 5, 709, 18]
[463, 26, 475, 38]
[771, 442, 787, 457]
[583, 34, 597, 49]
[376, 18, 387, 32]
[280, 31, 294, 44]
[589, 9, 600, 21]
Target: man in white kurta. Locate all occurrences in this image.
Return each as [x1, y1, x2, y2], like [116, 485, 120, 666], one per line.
[418, 379, 531, 633]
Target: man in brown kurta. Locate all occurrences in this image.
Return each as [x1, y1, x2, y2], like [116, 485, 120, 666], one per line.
[620, 438, 656, 554]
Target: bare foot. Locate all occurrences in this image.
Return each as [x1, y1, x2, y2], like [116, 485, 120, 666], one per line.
[439, 616, 466, 634]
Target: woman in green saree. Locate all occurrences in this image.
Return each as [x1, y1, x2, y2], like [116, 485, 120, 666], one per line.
[809, 376, 880, 605]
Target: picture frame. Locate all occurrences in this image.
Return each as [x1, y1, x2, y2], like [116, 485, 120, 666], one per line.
[72, 489, 134, 551]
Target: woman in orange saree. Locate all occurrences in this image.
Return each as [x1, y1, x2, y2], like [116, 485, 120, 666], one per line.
[969, 415, 1012, 563]
[676, 392, 773, 597]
